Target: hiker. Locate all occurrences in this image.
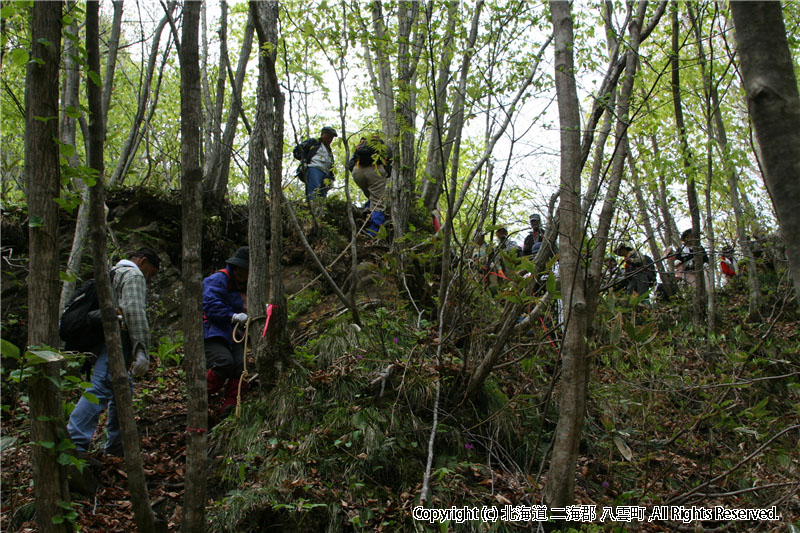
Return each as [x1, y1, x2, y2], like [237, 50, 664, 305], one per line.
[719, 245, 737, 287]
[293, 126, 338, 200]
[492, 228, 520, 282]
[468, 232, 492, 284]
[67, 247, 160, 457]
[673, 228, 709, 288]
[348, 133, 392, 236]
[471, 232, 488, 261]
[496, 228, 521, 257]
[522, 213, 545, 257]
[204, 246, 249, 417]
[603, 256, 624, 292]
[614, 243, 656, 298]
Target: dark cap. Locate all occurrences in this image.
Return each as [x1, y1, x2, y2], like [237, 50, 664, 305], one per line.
[614, 243, 633, 255]
[133, 247, 161, 270]
[321, 126, 338, 137]
[530, 213, 541, 222]
[226, 246, 249, 270]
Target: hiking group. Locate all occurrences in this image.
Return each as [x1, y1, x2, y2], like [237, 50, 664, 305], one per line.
[61, 245, 257, 459]
[294, 127, 393, 237]
[471, 212, 746, 308]
[58, 204, 754, 457]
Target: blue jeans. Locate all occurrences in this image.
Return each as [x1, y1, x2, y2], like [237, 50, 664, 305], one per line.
[67, 347, 133, 453]
[305, 166, 331, 200]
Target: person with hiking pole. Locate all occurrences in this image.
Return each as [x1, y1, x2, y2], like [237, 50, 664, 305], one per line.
[203, 246, 249, 417]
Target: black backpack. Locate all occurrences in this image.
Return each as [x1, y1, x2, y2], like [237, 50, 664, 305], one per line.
[59, 270, 116, 352]
[354, 141, 377, 164]
[292, 138, 320, 162]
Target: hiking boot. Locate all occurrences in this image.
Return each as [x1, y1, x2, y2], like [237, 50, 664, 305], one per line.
[103, 443, 124, 458]
[220, 377, 248, 417]
[206, 368, 225, 396]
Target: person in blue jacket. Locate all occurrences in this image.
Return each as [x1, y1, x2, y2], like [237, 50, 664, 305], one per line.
[204, 246, 249, 416]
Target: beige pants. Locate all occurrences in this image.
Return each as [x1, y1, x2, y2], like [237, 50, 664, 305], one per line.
[352, 163, 387, 211]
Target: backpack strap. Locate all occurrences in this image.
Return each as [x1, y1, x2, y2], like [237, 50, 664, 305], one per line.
[217, 268, 232, 290]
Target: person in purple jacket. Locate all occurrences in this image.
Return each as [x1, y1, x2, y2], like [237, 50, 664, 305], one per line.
[204, 246, 249, 416]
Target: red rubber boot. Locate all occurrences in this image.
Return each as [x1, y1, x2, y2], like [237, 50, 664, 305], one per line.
[206, 368, 225, 396]
[221, 377, 248, 417]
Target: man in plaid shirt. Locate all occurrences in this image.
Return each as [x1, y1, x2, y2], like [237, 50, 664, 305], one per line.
[67, 247, 160, 457]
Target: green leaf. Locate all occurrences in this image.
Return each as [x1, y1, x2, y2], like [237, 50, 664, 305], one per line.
[87, 69, 101, 87]
[546, 272, 557, 295]
[54, 197, 77, 214]
[0, 5, 15, 18]
[64, 105, 81, 119]
[1, 338, 21, 360]
[83, 392, 99, 405]
[57, 439, 76, 451]
[39, 441, 56, 449]
[26, 349, 64, 364]
[28, 215, 43, 228]
[59, 142, 75, 157]
[59, 270, 79, 283]
[624, 323, 654, 344]
[10, 48, 28, 66]
[57, 453, 74, 465]
[51, 515, 65, 524]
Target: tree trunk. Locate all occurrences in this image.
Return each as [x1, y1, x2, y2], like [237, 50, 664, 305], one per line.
[86, 4, 164, 531]
[108, 3, 175, 186]
[204, 13, 254, 209]
[707, 65, 762, 316]
[391, 1, 420, 240]
[730, 1, 800, 302]
[367, 2, 396, 141]
[688, 3, 717, 330]
[61, 0, 123, 312]
[202, 1, 227, 179]
[366, 1, 420, 239]
[25, 2, 72, 530]
[252, 1, 291, 383]
[629, 149, 672, 294]
[58, 5, 87, 311]
[581, 2, 619, 219]
[179, 1, 207, 531]
[248, 1, 271, 383]
[435, 1, 482, 311]
[101, 1, 124, 124]
[670, 2, 706, 326]
[545, 0, 653, 509]
[419, 1, 457, 211]
[544, 1, 588, 509]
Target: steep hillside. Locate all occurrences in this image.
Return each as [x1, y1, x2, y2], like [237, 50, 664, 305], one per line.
[1, 191, 798, 532]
